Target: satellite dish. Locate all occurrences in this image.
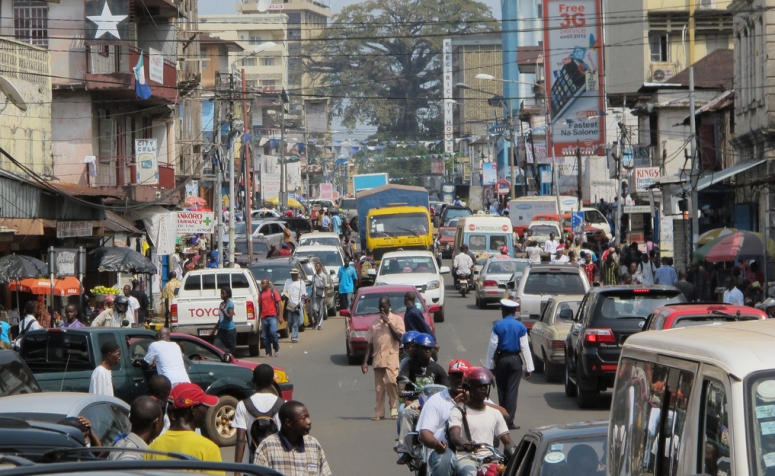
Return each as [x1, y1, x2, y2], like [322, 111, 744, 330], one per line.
[0, 75, 27, 112]
[256, 0, 271, 12]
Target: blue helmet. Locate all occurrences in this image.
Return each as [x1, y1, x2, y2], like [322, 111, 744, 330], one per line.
[401, 331, 420, 345]
[414, 333, 436, 348]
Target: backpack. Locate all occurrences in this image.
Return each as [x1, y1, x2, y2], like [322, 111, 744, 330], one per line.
[243, 396, 283, 461]
[361, 258, 375, 276]
[445, 404, 472, 453]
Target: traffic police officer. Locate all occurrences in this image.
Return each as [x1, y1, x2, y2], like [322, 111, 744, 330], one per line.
[484, 299, 534, 429]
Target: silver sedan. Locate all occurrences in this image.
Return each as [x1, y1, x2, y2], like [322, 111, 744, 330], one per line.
[475, 258, 530, 309]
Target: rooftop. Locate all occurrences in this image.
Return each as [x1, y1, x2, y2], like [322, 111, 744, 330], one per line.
[668, 49, 733, 90]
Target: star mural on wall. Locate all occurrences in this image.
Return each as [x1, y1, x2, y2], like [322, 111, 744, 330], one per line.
[87, 2, 128, 40]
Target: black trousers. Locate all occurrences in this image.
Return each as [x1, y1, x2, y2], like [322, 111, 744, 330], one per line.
[494, 354, 523, 427]
[213, 328, 237, 354]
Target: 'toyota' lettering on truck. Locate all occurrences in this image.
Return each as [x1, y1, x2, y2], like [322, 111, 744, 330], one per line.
[188, 308, 220, 317]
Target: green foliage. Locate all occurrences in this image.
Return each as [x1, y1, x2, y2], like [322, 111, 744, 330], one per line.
[303, 0, 498, 140]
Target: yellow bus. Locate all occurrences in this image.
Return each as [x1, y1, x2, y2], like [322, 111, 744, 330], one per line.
[365, 205, 432, 262]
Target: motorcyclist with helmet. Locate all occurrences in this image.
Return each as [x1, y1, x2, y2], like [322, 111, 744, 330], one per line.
[399, 330, 420, 368]
[92, 295, 133, 328]
[448, 367, 517, 476]
[395, 333, 449, 465]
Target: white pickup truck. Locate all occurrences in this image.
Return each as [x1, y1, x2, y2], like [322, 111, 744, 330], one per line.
[170, 269, 261, 356]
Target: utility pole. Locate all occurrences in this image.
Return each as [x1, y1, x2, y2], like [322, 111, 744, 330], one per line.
[280, 109, 286, 210]
[509, 100, 516, 200]
[615, 98, 626, 247]
[689, 67, 699, 254]
[214, 74, 223, 268]
[576, 140, 582, 211]
[228, 72, 236, 265]
[241, 68, 254, 264]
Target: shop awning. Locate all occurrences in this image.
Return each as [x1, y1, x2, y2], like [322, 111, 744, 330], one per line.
[679, 159, 766, 193]
[104, 211, 143, 235]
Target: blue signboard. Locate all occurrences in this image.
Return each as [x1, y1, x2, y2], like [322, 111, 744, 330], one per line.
[572, 212, 585, 235]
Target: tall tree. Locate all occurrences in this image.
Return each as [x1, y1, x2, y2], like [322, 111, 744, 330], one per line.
[303, 0, 497, 140]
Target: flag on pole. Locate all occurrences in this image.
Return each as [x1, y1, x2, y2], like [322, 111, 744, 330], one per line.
[134, 51, 152, 100]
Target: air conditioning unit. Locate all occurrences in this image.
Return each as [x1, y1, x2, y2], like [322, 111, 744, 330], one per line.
[698, 0, 716, 10]
[650, 63, 676, 82]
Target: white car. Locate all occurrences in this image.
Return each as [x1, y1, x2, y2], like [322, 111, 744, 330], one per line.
[298, 232, 342, 248]
[292, 245, 345, 287]
[369, 251, 450, 322]
[528, 221, 562, 247]
[252, 208, 282, 220]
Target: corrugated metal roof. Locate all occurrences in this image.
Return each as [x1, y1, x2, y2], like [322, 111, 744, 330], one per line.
[105, 211, 143, 235]
[47, 181, 121, 198]
[0, 169, 105, 221]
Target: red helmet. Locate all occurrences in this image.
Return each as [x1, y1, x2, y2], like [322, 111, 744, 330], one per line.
[500, 246, 508, 254]
[448, 359, 471, 374]
[463, 367, 494, 388]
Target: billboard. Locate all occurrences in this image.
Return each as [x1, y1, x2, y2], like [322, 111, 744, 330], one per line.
[177, 212, 215, 234]
[135, 139, 158, 185]
[443, 39, 453, 154]
[543, 0, 605, 158]
[634, 167, 660, 192]
[482, 162, 498, 185]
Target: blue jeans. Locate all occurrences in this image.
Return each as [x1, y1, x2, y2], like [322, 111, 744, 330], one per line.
[455, 456, 478, 476]
[261, 316, 279, 355]
[289, 309, 302, 341]
[428, 449, 456, 476]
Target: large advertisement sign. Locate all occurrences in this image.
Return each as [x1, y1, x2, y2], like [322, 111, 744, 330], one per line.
[443, 39, 453, 154]
[543, 0, 605, 158]
[135, 139, 158, 185]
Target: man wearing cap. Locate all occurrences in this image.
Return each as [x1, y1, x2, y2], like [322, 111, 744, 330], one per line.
[283, 269, 307, 343]
[552, 245, 569, 264]
[146, 383, 222, 464]
[484, 299, 534, 430]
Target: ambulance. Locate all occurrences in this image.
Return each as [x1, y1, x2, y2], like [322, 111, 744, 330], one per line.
[453, 216, 515, 263]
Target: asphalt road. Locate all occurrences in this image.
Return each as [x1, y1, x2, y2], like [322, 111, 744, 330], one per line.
[221, 271, 610, 474]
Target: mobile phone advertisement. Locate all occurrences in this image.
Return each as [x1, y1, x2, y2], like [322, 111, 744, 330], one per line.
[543, 0, 605, 159]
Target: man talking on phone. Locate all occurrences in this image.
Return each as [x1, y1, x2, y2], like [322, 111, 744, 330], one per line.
[362, 296, 404, 421]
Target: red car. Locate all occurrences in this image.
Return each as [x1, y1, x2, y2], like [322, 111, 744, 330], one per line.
[438, 227, 456, 258]
[643, 303, 768, 331]
[170, 333, 293, 401]
[340, 285, 438, 365]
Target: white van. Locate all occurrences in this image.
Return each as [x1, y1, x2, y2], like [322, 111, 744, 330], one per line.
[171, 269, 261, 356]
[508, 196, 578, 234]
[608, 320, 775, 476]
[453, 216, 514, 261]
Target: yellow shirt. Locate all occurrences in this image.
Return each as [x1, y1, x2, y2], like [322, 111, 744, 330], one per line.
[146, 430, 222, 474]
[163, 278, 181, 301]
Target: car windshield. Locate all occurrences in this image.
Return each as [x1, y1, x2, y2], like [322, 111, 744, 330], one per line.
[249, 264, 295, 288]
[235, 222, 260, 235]
[444, 208, 472, 219]
[485, 260, 529, 275]
[592, 292, 685, 319]
[537, 436, 607, 476]
[340, 199, 356, 209]
[672, 314, 761, 328]
[440, 229, 456, 238]
[296, 251, 343, 268]
[524, 271, 586, 295]
[354, 292, 424, 316]
[235, 241, 269, 255]
[531, 225, 559, 235]
[369, 213, 428, 237]
[299, 237, 341, 247]
[380, 257, 436, 275]
[747, 372, 775, 476]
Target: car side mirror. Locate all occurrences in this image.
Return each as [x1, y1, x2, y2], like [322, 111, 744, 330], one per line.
[367, 269, 377, 276]
[506, 281, 516, 290]
[428, 305, 440, 313]
[339, 309, 350, 317]
[439, 266, 451, 274]
[222, 353, 233, 363]
[558, 309, 574, 321]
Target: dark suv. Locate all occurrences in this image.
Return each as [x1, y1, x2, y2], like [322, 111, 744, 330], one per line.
[564, 285, 685, 408]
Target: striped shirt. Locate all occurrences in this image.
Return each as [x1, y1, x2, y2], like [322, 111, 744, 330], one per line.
[255, 432, 332, 476]
[601, 261, 619, 286]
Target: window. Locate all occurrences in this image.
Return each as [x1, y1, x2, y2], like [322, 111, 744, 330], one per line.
[260, 57, 275, 66]
[14, 0, 48, 48]
[249, 37, 263, 45]
[232, 273, 250, 289]
[379, 257, 437, 276]
[700, 379, 731, 476]
[468, 235, 487, 251]
[262, 80, 276, 86]
[747, 371, 775, 476]
[202, 274, 216, 290]
[287, 13, 301, 24]
[650, 33, 670, 62]
[245, 80, 258, 88]
[242, 58, 257, 67]
[523, 272, 586, 295]
[19, 333, 92, 373]
[183, 275, 201, 291]
[216, 273, 232, 289]
[552, 300, 581, 324]
[538, 436, 607, 476]
[81, 403, 130, 446]
[175, 338, 221, 362]
[0, 360, 42, 396]
[288, 29, 302, 40]
[585, 210, 607, 225]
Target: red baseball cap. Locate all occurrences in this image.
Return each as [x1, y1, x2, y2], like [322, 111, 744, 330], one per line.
[169, 383, 219, 409]
[448, 359, 471, 374]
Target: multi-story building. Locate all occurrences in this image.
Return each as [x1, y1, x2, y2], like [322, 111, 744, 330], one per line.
[200, 13, 288, 91]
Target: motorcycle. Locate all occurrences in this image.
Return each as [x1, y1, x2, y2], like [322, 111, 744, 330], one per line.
[398, 380, 447, 476]
[457, 272, 474, 297]
[470, 444, 509, 476]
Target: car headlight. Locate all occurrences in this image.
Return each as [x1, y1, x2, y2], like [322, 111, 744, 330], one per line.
[426, 280, 441, 290]
[375, 281, 388, 286]
[350, 330, 368, 338]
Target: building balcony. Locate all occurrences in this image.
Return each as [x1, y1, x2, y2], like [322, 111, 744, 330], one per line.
[86, 157, 179, 204]
[85, 42, 177, 104]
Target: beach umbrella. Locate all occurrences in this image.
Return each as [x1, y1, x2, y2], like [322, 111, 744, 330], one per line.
[697, 227, 737, 245]
[694, 231, 775, 262]
[0, 254, 47, 283]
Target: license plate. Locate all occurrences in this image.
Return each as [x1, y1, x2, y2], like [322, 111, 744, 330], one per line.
[459, 280, 468, 285]
[198, 329, 213, 336]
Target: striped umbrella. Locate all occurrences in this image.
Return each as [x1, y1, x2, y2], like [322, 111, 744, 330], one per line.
[697, 227, 737, 245]
[694, 231, 775, 262]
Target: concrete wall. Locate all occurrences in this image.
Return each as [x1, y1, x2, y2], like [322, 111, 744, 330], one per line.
[51, 92, 94, 185]
[48, 0, 86, 86]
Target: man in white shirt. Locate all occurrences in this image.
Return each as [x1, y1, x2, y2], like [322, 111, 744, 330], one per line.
[448, 367, 516, 476]
[417, 359, 471, 476]
[89, 341, 121, 396]
[123, 285, 141, 325]
[544, 233, 559, 254]
[141, 328, 190, 386]
[15, 301, 42, 348]
[233, 364, 284, 464]
[722, 277, 744, 306]
[552, 245, 569, 264]
[453, 245, 474, 289]
[283, 269, 307, 343]
[525, 240, 542, 264]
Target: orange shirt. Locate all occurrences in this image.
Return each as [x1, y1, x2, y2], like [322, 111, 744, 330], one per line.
[366, 312, 405, 369]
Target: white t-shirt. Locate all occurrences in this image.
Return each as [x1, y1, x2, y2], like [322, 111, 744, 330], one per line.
[453, 253, 473, 275]
[416, 389, 457, 445]
[448, 404, 508, 459]
[126, 296, 141, 324]
[283, 280, 306, 306]
[144, 341, 191, 385]
[526, 246, 542, 264]
[19, 315, 42, 332]
[552, 255, 569, 264]
[544, 239, 559, 254]
[89, 365, 113, 396]
[232, 393, 283, 463]
[723, 287, 744, 306]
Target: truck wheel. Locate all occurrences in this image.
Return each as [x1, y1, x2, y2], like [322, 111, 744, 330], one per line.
[248, 343, 259, 357]
[204, 395, 238, 447]
[576, 386, 599, 409]
[434, 306, 445, 323]
[564, 359, 577, 397]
